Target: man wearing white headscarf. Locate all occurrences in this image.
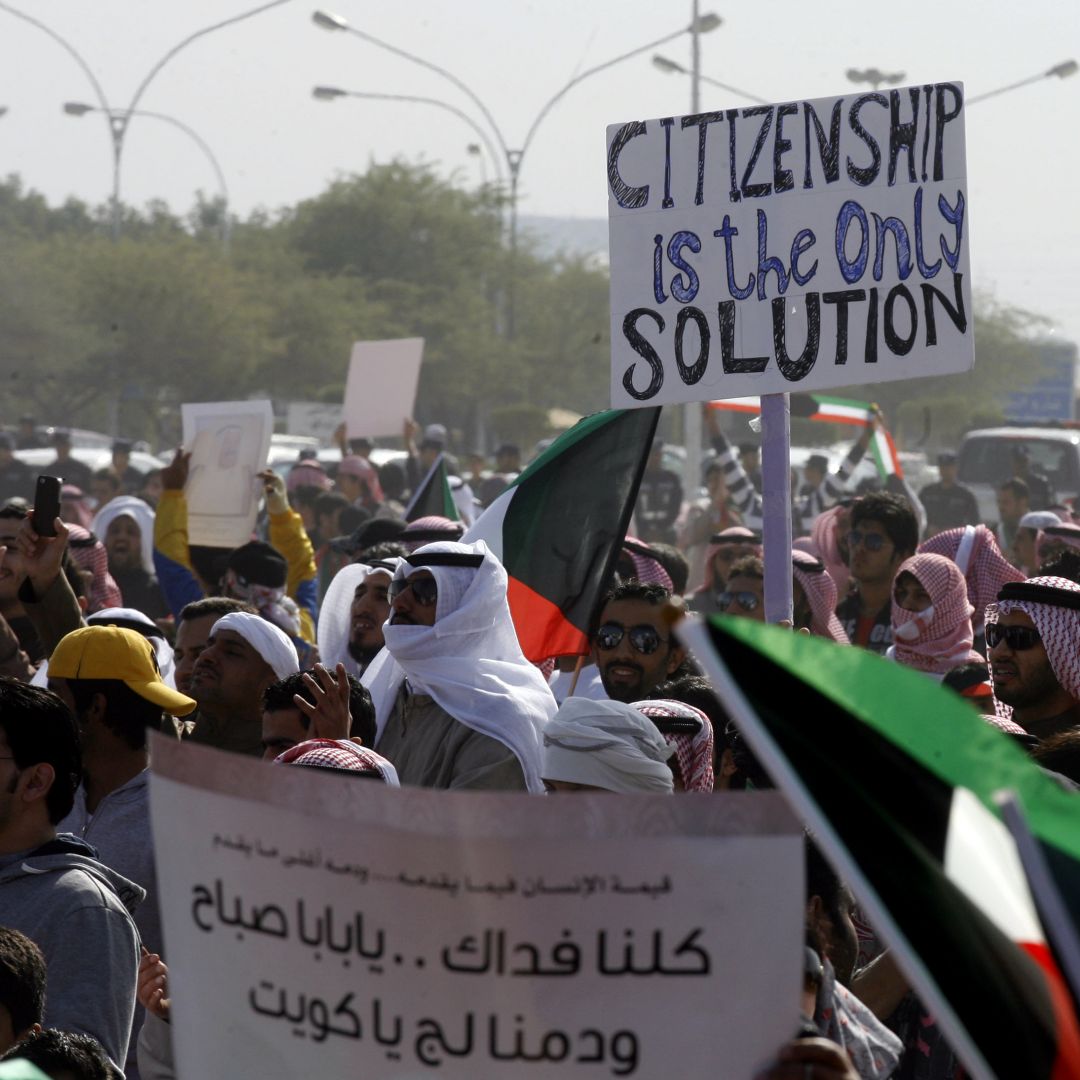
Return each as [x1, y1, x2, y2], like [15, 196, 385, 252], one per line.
[318, 557, 404, 678]
[541, 698, 675, 794]
[986, 577, 1080, 741]
[187, 611, 300, 756]
[363, 540, 556, 792]
[91, 495, 170, 620]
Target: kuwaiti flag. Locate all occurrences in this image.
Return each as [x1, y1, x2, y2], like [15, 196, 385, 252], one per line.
[464, 407, 660, 662]
[677, 613, 1080, 1080]
[404, 453, 460, 523]
[709, 393, 904, 480]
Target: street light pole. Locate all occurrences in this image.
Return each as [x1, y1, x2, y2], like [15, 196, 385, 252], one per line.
[65, 103, 232, 252]
[312, 8, 721, 337]
[966, 59, 1078, 105]
[683, 0, 704, 494]
[311, 86, 507, 187]
[651, 55, 768, 104]
[0, 0, 289, 239]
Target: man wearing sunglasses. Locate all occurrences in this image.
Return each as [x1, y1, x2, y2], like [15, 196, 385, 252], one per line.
[362, 541, 557, 792]
[986, 578, 1080, 741]
[592, 582, 687, 704]
[835, 493, 918, 654]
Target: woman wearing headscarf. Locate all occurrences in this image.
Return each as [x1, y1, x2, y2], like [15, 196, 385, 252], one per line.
[886, 553, 981, 677]
[918, 524, 1023, 639]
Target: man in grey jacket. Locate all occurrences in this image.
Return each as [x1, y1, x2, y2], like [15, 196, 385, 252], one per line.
[0, 676, 142, 1075]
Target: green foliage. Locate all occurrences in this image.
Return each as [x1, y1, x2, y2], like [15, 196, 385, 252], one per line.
[0, 169, 1056, 455]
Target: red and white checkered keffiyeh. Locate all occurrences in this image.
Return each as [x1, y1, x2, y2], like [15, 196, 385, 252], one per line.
[66, 524, 123, 613]
[985, 576, 1080, 718]
[919, 524, 1023, 631]
[401, 516, 464, 552]
[1038, 522, 1080, 564]
[274, 738, 400, 786]
[622, 536, 674, 591]
[811, 505, 851, 600]
[792, 549, 849, 644]
[698, 526, 762, 592]
[631, 698, 714, 792]
[890, 554, 981, 675]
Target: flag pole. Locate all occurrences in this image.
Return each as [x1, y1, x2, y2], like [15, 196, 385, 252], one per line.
[998, 790, 1080, 1009]
[565, 653, 587, 698]
[760, 393, 793, 624]
[675, 615, 996, 1080]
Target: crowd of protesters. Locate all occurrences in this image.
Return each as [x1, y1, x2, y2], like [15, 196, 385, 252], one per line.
[0, 405, 1075, 1080]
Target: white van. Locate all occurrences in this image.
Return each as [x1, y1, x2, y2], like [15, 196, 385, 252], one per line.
[957, 427, 1080, 522]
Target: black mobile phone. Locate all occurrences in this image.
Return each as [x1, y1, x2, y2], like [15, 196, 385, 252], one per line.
[33, 475, 62, 537]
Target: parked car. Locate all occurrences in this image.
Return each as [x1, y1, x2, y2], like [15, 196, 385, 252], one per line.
[14, 447, 165, 483]
[957, 426, 1080, 522]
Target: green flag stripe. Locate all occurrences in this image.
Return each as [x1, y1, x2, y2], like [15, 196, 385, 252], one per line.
[705, 615, 1069, 828]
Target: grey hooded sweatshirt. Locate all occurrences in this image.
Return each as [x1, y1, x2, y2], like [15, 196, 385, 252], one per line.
[0, 835, 143, 1076]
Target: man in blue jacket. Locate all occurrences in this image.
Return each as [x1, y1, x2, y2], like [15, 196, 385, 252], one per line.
[0, 677, 142, 1076]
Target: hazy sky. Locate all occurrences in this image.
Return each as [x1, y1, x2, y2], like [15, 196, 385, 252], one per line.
[2, 0, 1077, 343]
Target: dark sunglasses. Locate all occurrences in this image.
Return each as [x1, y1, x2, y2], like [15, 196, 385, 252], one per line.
[985, 624, 1042, 651]
[715, 545, 759, 562]
[388, 575, 438, 606]
[847, 530, 888, 553]
[595, 622, 668, 655]
[717, 590, 760, 612]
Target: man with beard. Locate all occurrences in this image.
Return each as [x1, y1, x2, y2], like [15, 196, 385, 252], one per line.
[317, 558, 403, 678]
[91, 496, 170, 621]
[187, 611, 299, 756]
[986, 577, 1080, 741]
[591, 582, 687, 703]
[363, 541, 555, 791]
[172, 597, 256, 697]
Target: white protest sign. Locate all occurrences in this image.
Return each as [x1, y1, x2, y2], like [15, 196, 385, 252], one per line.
[150, 736, 803, 1080]
[181, 399, 273, 548]
[344, 338, 424, 439]
[608, 83, 972, 408]
[286, 402, 344, 444]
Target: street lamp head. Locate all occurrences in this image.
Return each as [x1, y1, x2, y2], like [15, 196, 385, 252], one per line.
[652, 54, 687, 75]
[692, 12, 722, 33]
[312, 9, 348, 31]
[1048, 59, 1079, 80]
[63, 101, 96, 117]
[846, 67, 905, 87]
[312, 85, 347, 100]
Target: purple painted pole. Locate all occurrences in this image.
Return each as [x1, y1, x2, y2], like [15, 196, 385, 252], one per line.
[760, 392, 792, 624]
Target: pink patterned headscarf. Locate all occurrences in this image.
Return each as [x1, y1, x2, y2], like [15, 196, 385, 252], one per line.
[919, 524, 1024, 632]
[699, 527, 762, 594]
[631, 698, 714, 792]
[811, 504, 851, 600]
[986, 577, 1080, 717]
[1037, 523, 1080, 565]
[274, 738, 399, 785]
[66, 524, 122, 613]
[792, 550, 849, 644]
[401, 516, 464, 552]
[890, 554, 981, 675]
[622, 537, 673, 592]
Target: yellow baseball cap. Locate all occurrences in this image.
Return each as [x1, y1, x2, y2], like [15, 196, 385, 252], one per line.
[49, 626, 197, 717]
